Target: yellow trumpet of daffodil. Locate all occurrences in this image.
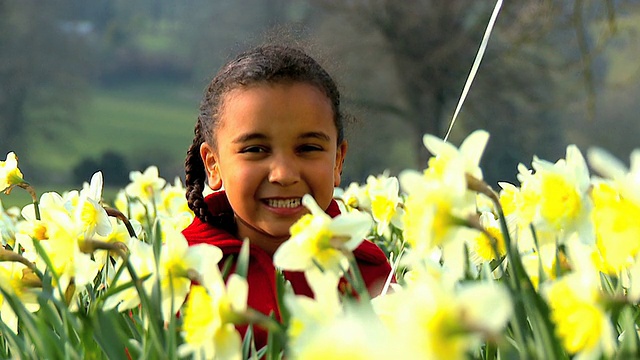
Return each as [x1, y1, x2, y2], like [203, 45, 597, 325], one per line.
[273, 194, 372, 277]
[468, 211, 507, 265]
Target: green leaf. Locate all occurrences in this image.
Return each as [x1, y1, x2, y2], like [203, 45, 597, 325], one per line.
[616, 307, 640, 359]
[242, 324, 255, 360]
[91, 310, 136, 360]
[236, 238, 250, 279]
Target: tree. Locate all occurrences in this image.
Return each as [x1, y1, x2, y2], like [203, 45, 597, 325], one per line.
[312, 0, 630, 184]
[0, 0, 95, 162]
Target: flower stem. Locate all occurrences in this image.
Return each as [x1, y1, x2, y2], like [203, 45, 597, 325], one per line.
[17, 183, 40, 220]
[0, 248, 37, 270]
[105, 206, 137, 238]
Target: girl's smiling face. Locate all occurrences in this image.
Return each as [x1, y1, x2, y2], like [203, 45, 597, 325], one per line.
[200, 82, 347, 254]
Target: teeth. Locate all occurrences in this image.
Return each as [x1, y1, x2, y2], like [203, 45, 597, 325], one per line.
[266, 198, 301, 208]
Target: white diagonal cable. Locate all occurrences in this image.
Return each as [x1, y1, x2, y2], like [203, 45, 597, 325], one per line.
[443, 0, 504, 142]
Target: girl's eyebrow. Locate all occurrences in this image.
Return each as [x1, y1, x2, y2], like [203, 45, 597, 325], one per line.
[299, 132, 331, 142]
[232, 133, 268, 144]
[232, 132, 331, 143]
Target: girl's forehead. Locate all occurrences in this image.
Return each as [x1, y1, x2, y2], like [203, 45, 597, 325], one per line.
[217, 82, 335, 132]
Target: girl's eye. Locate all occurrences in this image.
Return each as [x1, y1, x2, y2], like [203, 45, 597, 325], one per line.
[298, 144, 323, 153]
[240, 146, 267, 153]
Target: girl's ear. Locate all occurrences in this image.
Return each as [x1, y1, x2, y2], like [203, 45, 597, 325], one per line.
[333, 140, 348, 187]
[200, 142, 223, 190]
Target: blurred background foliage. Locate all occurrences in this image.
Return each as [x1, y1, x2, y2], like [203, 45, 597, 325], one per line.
[1, 0, 640, 200]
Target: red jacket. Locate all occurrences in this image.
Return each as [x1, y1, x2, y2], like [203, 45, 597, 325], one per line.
[182, 190, 392, 348]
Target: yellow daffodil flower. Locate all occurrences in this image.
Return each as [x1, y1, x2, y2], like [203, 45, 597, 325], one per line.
[178, 273, 248, 360]
[158, 228, 222, 320]
[399, 167, 479, 279]
[588, 149, 640, 274]
[374, 276, 511, 360]
[285, 271, 342, 348]
[367, 174, 404, 235]
[468, 211, 506, 264]
[104, 237, 156, 312]
[544, 271, 615, 358]
[542, 146, 593, 239]
[273, 194, 372, 276]
[158, 177, 191, 216]
[125, 166, 166, 204]
[339, 181, 370, 210]
[422, 130, 489, 182]
[0, 152, 24, 193]
[0, 260, 40, 333]
[75, 172, 112, 238]
[288, 306, 396, 360]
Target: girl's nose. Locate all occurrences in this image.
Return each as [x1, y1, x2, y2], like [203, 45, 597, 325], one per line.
[268, 155, 300, 186]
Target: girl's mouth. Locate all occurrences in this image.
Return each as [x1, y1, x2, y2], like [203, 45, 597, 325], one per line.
[264, 198, 302, 208]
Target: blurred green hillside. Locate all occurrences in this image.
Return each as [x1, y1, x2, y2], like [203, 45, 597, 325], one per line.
[23, 81, 198, 185]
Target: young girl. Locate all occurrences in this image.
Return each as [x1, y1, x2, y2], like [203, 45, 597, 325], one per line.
[181, 44, 392, 347]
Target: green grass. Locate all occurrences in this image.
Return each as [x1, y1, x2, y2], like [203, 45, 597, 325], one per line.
[25, 81, 201, 184]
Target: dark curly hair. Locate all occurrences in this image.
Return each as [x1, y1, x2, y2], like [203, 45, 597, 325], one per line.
[185, 44, 346, 226]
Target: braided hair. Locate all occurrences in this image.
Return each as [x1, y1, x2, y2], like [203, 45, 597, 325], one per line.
[185, 44, 346, 226]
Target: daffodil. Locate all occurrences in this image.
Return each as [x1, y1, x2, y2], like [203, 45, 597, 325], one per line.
[74, 172, 112, 239]
[543, 271, 615, 358]
[273, 194, 372, 276]
[17, 191, 101, 301]
[103, 237, 156, 312]
[589, 180, 640, 274]
[0, 152, 24, 193]
[125, 166, 166, 205]
[366, 174, 404, 235]
[0, 260, 40, 333]
[399, 167, 479, 278]
[40, 210, 101, 302]
[422, 129, 489, 182]
[519, 146, 594, 246]
[399, 131, 488, 269]
[373, 275, 511, 360]
[288, 305, 396, 360]
[285, 271, 342, 348]
[468, 211, 506, 265]
[157, 227, 222, 320]
[178, 273, 248, 360]
[158, 177, 191, 216]
[339, 181, 370, 210]
[114, 189, 149, 225]
[588, 147, 640, 205]
[588, 149, 640, 274]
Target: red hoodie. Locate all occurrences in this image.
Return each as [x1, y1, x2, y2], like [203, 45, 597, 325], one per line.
[182, 190, 392, 348]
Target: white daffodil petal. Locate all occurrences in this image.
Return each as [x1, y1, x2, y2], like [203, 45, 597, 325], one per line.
[587, 147, 627, 180]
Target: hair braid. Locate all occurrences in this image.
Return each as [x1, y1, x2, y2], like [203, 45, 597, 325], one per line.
[184, 119, 213, 224]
